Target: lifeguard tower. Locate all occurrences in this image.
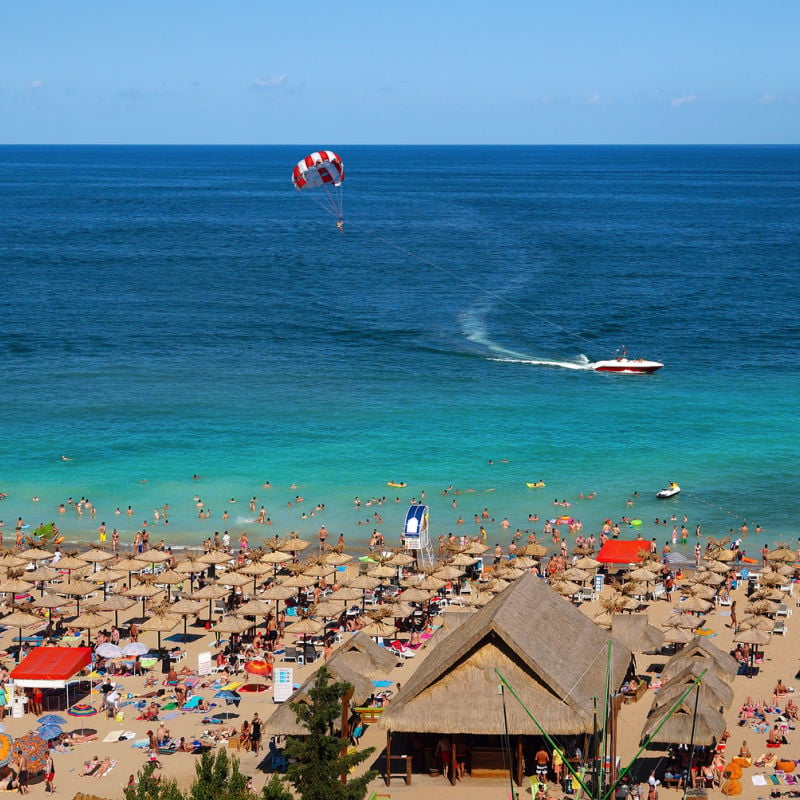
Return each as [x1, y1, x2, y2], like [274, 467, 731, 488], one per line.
[402, 504, 434, 568]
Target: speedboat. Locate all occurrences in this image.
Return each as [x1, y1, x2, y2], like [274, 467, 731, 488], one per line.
[657, 482, 681, 499]
[593, 357, 663, 374]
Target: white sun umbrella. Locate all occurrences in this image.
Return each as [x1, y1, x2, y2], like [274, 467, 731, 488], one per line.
[96, 642, 123, 659]
[122, 641, 149, 657]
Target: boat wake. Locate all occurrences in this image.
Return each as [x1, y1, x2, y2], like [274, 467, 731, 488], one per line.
[488, 354, 595, 371]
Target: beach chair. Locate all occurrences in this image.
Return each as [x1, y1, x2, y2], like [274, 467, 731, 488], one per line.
[283, 645, 298, 663]
[773, 620, 787, 635]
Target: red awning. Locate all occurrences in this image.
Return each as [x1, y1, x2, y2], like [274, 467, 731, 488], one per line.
[596, 540, 650, 565]
[11, 647, 93, 688]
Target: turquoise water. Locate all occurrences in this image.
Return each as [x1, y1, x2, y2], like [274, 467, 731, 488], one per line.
[0, 145, 798, 555]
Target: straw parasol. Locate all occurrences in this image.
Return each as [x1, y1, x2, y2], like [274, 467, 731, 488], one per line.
[397, 587, 433, 604]
[367, 565, 398, 579]
[278, 533, 311, 555]
[574, 556, 602, 570]
[360, 619, 397, 639]
[737, 614, 775, 632]
[56, 578, 103, 615]
[346, 574, 382, 590]
[482, 578, 510, 594]
[279, 573, 316, 589]
[97, 594, 137, 628]
[0, 552, 27, 570]
[85, 567, 125, 599]
[30, 593, 75, 611]
[190, 583, 230, 620]
[494, 565, 525, 581]
[551, 579, 582, 597]
[21, 565, 61, 585]
[2, 608, 44, 661]
[464, 542, 490, 556]
[461, 590, 495, 607]
[681, 595, 713, 614]
[662, 614, 702, 630]
[683, 584, 717, 601]
[745, 599, 780, 616]
[759, 570, 790, 586]
[312, 600, 346, 619]
[662, 627, 695, 645]
[285, 617, 324, 637]
[767, 546, 797, 563]
[260, 550, 293, 566]
[734, 627, 771, 645]
[517, 543, 548, 558]
[138, 607, 181, 652]
[168, 597, 204, 642]
[70, 608, 112, 641]
[78, 548, 115, 568]
[199, 549, 232, 567]
[0, 575, 35, 596]
[385, 552, 415, 567]
[211, 616, 253, 635]
[17, 547, 53, 563]
[123, 582, 167, 617]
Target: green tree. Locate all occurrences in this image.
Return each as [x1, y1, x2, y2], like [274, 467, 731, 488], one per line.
[123, 763, 183, 800]
[261, 773, 293, 800]
[284, 666, 378, 800]
[188, 748, 249, 800]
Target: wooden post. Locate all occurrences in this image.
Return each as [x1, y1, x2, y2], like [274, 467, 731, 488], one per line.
[386, 730, 392, 786]
[516, 736, 524, 787]
[450, 739, 456, 786]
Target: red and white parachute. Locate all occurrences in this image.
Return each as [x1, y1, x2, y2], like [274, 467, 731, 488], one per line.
[292, 150, 345, 224]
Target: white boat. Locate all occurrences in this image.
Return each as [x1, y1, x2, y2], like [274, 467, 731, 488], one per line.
[657, 482, 681, 499]
[592, 357, 664, 374]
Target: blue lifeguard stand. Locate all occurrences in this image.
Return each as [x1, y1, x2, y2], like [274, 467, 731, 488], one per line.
[403, 504, 434, 567]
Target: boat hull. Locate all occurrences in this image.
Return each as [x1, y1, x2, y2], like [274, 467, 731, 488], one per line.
[593, 358, 663, 374]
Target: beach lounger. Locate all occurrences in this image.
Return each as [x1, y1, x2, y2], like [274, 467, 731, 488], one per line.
[773, 620, 787, 635]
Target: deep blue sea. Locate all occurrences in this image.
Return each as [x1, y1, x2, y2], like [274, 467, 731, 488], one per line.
[1, 145, 798, 555]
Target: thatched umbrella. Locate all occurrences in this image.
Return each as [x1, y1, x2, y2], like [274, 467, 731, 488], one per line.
[303, 562, 336, 578]
[238, 561, 275, 592]
[211, 615, 253, 636]
[683, 584, 717, 601]
[397, 587, 433, 604]
[706, 546, 735, 562]
[767, 546, 796, 564]
[173, 556, 208, 592]
[681, 596, 713, 615]
[78, 548, 115, 570]
[169, 598, 204, 642]
[260, 550, 294, 567]
[70, 608, 112, 643]
[385, 552, 415, 567]
[123, 582, 167, 617]
[285, 617, 324, 638]
[312, 600, 346, 620]
[734, 627, 771, 645]
[190, 583, 230, 621]
[551, 579, 582, 597]
[462, 590, 494, 607]
[415, 575, 445, 592]
[737, 614, 774, 632]
[494, 566, 526, 581]
[3, 608, 45, 661]
[360, 619, 397, 640]
[97, 594, 137, 628]
[750, 587, 786, 602]
[464, 541, 490, 556]
[517, 543, 548, 558]
[0, 575, 36, 597]
[21, 565, 61, 592]
[662, 614, 703, 630]
[149, 569, 185, 603]
[574, 556, 602, 570]
[30, 593, 75, 611]
[281, 573, 317, 590]
[85, 567, 125, 600]
[745, 599, 780, 616]
[483, 578, 511, 594]
[694, 571, 725, 587]
[233, 597, 273, 634]
[17, 547, 53, 563]
[138, 608, 181, 653]
[199, 549, 232, 568]
[701, 559, 731, 574]
[367, 565, 397, 580]
[759, 570, 790, 587]
[278, 534, 311, 557]
[0, 552, 28, 570]
[56, 578, 103, 615]
[135, 548, 172, 574]
[662, 626, 695, 645]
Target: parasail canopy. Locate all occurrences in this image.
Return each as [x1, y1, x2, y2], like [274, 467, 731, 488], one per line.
[292, 150, 345, 222]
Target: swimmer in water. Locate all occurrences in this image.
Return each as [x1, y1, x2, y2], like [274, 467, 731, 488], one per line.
[60, 455, 71, 461]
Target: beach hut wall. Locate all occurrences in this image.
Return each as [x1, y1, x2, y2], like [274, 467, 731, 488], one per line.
[379, 572, 632, 736]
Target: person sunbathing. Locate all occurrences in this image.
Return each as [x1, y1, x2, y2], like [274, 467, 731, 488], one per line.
[81, 757, 101, 776]
[176, 737, 195, 753]
[93, 757, 112, 777]
[785, 698, 799, 720]
[774, 679, 790, 697]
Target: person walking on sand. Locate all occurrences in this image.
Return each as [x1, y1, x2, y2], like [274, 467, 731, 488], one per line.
[250, 712, 262, 755]
[730, 601, 738, 634]
[44, 750, 55, 794]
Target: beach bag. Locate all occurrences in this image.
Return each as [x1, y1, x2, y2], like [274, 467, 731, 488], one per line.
[723, 762, 743, 780]
[115, 711, 125, 723]
[720, 779, 742, 796]
[777, 759, 796, 773]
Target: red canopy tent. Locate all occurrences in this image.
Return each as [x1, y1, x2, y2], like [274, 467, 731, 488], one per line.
[11, 647, 92, 689]
[596, 540, 650, 565]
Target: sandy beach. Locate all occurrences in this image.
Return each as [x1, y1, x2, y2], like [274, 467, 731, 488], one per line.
[0, 538, 795, 800]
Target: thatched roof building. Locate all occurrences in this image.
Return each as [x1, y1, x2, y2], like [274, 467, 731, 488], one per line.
[612, 613, 665, 653]
[334, 631, 398, 677]
[379, 572, 633, 736]
[263, 652, 377, 737]
[651, 663, 734, 711]
[661, 637, 739, 681]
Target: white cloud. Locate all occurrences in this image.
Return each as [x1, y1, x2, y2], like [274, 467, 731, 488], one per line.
[670, 94, 697, 108]
[759, 93, 777, 104]
[587, 93, 602, 105]
[28, 79, 43, 90]
[253, 75, 286, 88]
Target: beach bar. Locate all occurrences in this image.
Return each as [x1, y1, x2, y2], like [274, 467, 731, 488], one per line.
[378, 573, 634, 787]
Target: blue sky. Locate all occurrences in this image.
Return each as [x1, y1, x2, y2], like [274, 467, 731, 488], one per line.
[2, 1, 798, 144]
